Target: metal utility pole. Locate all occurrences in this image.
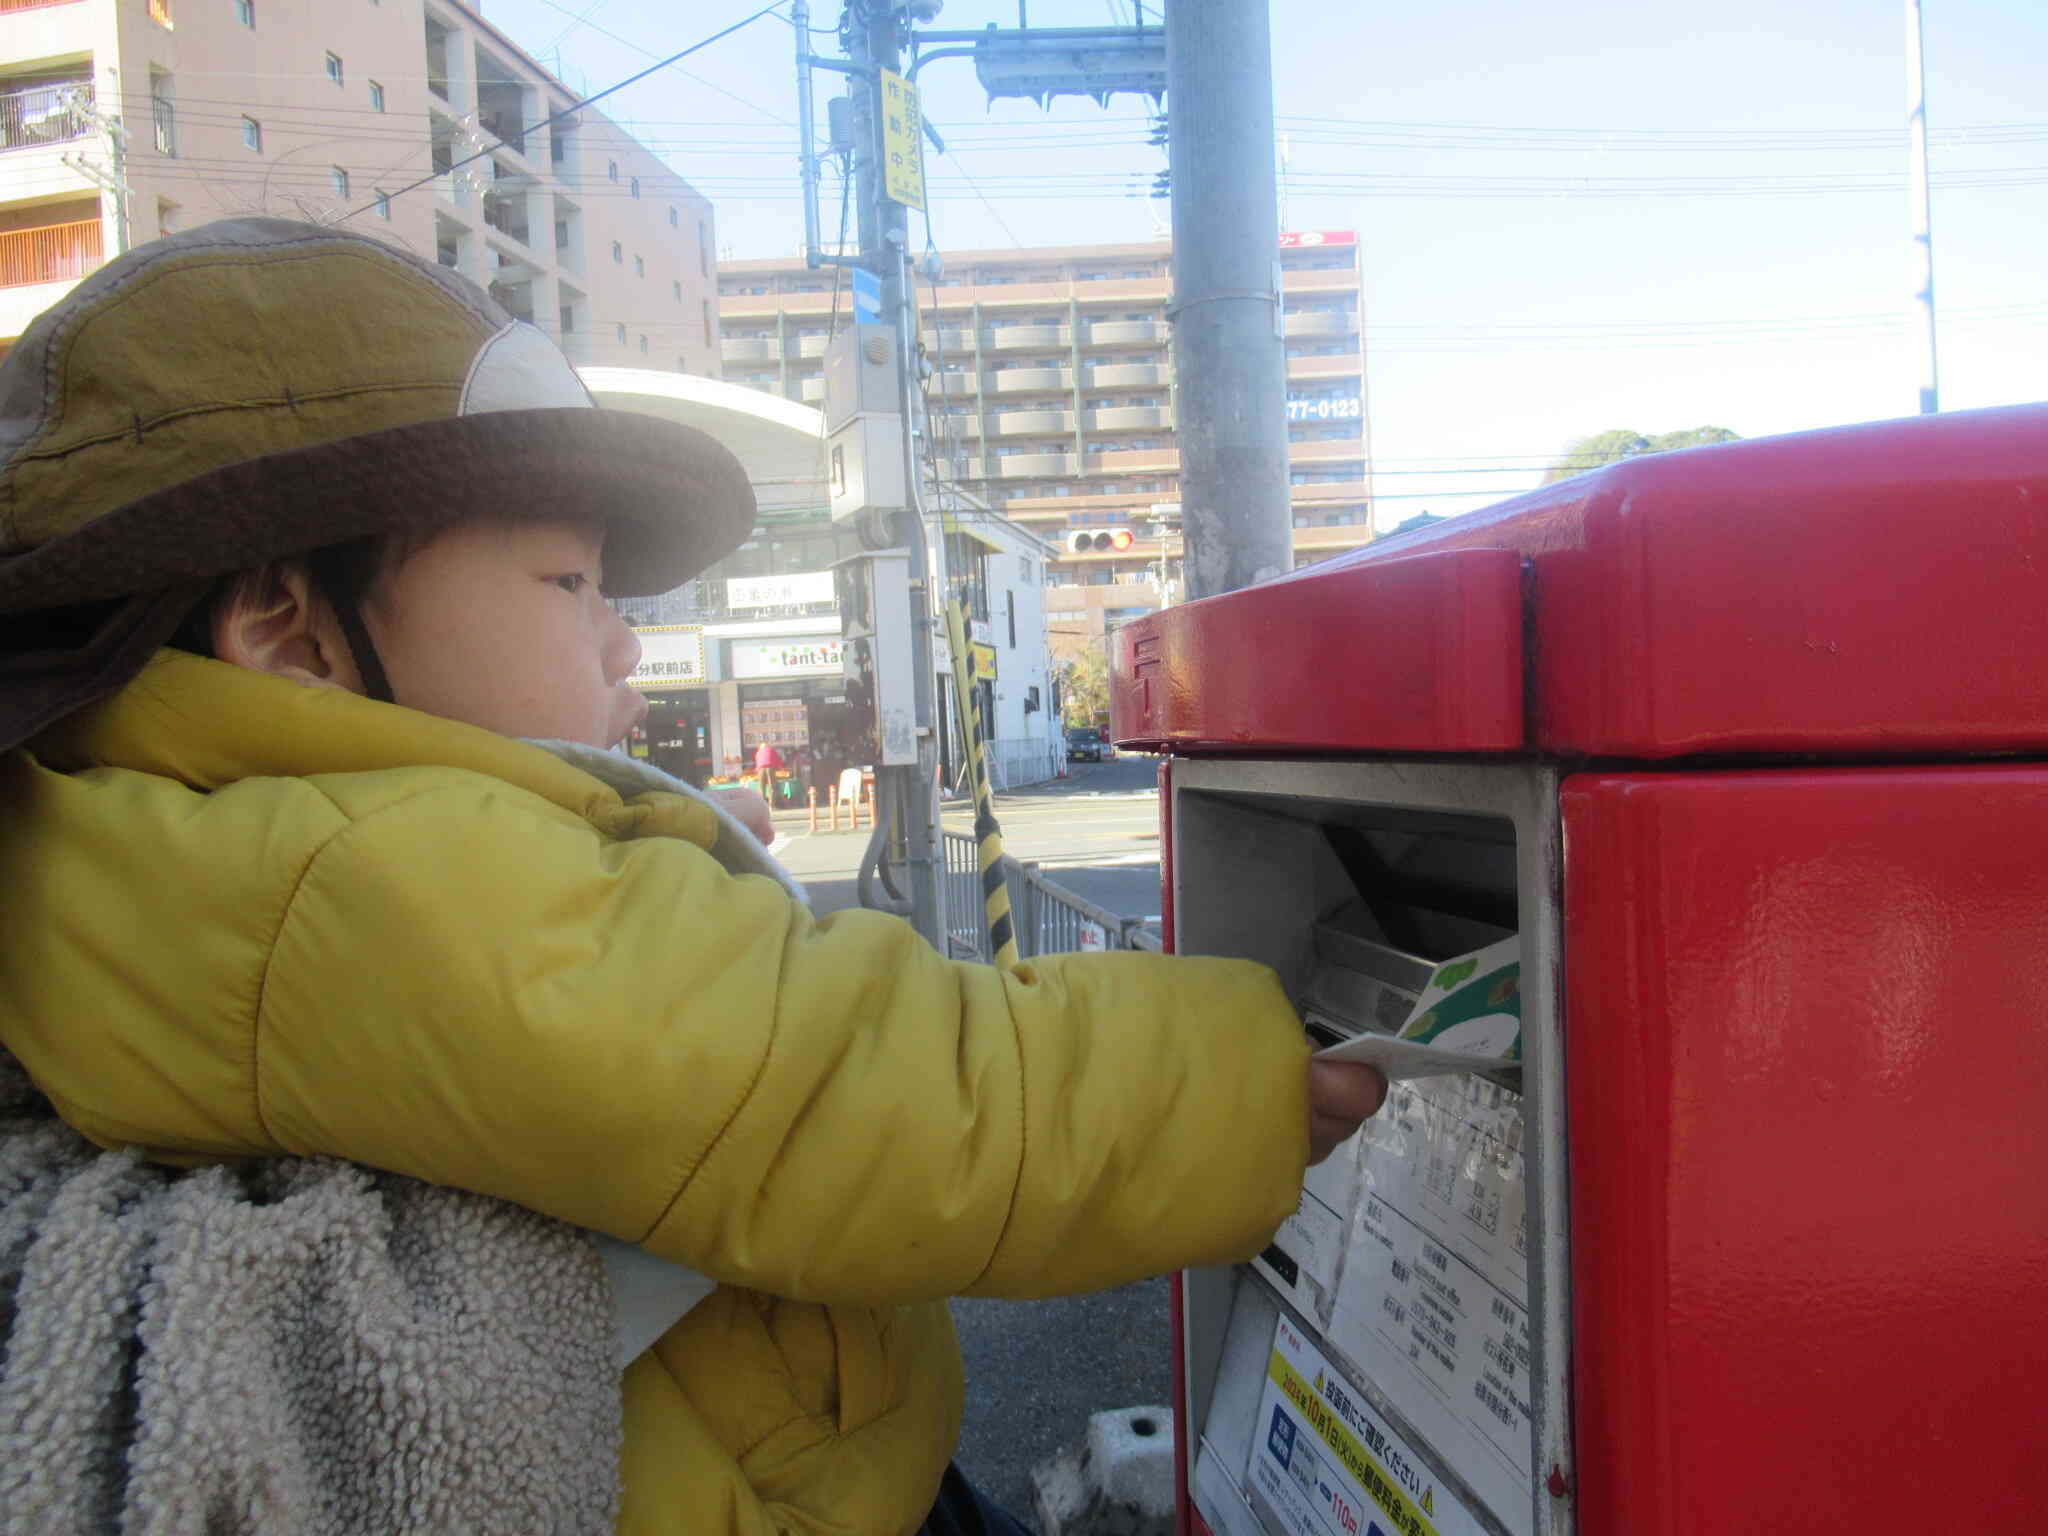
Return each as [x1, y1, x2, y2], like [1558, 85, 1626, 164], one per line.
[1166, 0, 1290, 599]
[844, 0, 944, 949]
[1906, 0, 1939, 414]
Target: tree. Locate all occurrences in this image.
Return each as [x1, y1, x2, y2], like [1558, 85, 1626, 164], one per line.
[1059, 646, 1111, 727]
[1540, 425, 1741, 485]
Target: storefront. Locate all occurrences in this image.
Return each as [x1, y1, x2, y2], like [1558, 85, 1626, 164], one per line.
[624, 624, 713, 786]
[723, 630, 849, 803]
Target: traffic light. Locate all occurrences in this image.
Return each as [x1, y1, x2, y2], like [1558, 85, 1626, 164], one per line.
[1070, 527, 1136, 554]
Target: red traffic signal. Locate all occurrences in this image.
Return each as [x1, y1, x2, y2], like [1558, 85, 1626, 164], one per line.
[1069, 527, 1136, 554]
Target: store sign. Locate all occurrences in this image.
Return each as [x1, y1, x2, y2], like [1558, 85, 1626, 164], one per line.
[1287, 395, 1364, 423]
[731, 637, 844, 679]
[726, 570, 837, 610]
[970, 641, 999, 681]
[626, 625, 705, 691]
[1279, 230, 1358, 249]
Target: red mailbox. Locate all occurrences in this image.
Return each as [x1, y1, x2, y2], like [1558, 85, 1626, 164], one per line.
[1113, 403, 2048, 1536]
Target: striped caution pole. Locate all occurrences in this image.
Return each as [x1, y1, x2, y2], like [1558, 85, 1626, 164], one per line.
[945, 599, 1019, 970]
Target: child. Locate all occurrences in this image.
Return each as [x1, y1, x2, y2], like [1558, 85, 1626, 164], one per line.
[0, 220, 1384, 1534]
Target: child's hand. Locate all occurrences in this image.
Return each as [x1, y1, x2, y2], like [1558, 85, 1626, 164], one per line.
[1308, 1060, 1388, 1164]
[709, 786, 775, 846]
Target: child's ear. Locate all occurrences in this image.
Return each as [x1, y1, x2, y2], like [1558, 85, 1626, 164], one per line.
[213, 562, 360, 693]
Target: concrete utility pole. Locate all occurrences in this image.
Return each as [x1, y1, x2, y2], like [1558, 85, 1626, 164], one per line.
[845, 0, 944, 948]
[1905, 0, 1939, 414]
[1165, 0, 1290, 599]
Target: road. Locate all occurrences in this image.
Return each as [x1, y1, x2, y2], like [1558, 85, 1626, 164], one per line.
[764, 753, 1172, 1523]
[772, 751, 1165, 932]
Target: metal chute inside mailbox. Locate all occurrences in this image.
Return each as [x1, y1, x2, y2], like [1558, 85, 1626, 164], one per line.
[1112, 403, 2048, 1536]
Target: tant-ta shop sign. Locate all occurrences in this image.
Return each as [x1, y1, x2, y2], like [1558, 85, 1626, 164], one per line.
[731, 637, 845, 679]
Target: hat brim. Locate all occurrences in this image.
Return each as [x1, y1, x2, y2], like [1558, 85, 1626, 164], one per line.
[0, 406, 759, 613]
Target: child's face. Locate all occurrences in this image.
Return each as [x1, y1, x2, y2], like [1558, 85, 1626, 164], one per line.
[363, 518, 646, 748]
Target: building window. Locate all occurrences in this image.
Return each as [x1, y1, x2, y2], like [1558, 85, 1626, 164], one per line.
[241, 116, 262, 151]
[374, 190, 391, 220]
[697, 222, 709, 277]
[638, 334, 648, 354]
[671, 279, 681, 301]
[325, 52, 344, 87]
[150, 72, 176, 156]
[634, 254, 645, 278]
[615, 323, 626, 343]
[611, 241, 622, 264]
[702, 300, 711, 348]
[668, 206, 678, 228]
[330, 167, 349, 198]
[234, 0, 253, 25]
[630, 176, 640, 198]
[607, 159, 618, 182]
[368, 79, 385, 112]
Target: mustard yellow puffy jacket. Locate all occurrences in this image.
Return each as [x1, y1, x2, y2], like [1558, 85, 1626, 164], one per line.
[0, 652, 1310, 1535]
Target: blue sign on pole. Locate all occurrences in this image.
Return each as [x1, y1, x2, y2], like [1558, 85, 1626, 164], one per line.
[851, 266, 882, 326]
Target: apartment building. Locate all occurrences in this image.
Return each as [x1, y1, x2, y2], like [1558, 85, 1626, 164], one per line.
[0, 0, 718, 375]
[717, 231, 1371, 656]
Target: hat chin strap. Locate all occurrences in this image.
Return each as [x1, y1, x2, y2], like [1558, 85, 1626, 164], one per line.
[328, 587, 396, 706]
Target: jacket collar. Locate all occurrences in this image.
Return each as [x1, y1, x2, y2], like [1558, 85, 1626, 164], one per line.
[27, 648, 721, 850]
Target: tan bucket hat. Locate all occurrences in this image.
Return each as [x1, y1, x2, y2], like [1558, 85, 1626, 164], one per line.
[0, 216, 757, 749]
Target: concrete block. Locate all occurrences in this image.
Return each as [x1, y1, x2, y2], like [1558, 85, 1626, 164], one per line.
[1029, 1405, 1174, 1536]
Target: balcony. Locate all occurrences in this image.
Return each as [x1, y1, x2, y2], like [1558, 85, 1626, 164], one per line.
[794, 333, 830, 359]
[1085, 362, 1166, 389]
[1086, 320, 1164, 346]
[1082, 447, 1178, 475]
[1284, 310, 1355, 338]
[1288, 438, 1366, 466]
[1286, 354, 1362, 382]
[721, 336, 779, 363]
[932, 372, 979, 397]
[0, 217, 99, 288]
[992, 409, 1073, 435]
[798, 376, 825, 403]
[985, 323, 1069, 350]
[920, 327, 975, 353]
[1083, 405, 1171, 432]
[989, 367, 1071, 393]
[1281, 266, 1357, 293]
[0, 79, 93, 151]
[994, 452, 1077, 477]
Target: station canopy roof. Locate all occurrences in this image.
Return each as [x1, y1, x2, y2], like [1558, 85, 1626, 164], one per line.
[579, 367, 828, 519]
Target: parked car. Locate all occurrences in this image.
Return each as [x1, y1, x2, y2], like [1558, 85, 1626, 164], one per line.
[1065, 726, 1111, 763]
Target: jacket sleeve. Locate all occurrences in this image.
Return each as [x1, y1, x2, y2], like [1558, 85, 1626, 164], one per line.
[243, 781, 1310, 1305]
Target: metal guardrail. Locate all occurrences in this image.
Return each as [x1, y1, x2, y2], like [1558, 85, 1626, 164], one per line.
[941, 830, 1159, 962]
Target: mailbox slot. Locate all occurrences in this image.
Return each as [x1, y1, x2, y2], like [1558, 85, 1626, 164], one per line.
[1170, 758, 1572, 1536]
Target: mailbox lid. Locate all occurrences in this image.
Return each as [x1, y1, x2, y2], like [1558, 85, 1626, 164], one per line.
[1110, 545, 1525, 754]
[1115, 402, 2048, 761]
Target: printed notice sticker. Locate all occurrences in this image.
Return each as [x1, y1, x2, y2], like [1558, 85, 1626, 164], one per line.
[1327, 1075, 1532, 1536]
[1315, 937, 1521, 1082]
[1249, 1312, 1487, 1536]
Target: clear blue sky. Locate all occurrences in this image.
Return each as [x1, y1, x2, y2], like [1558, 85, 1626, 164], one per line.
[478, 0, 2048, 521]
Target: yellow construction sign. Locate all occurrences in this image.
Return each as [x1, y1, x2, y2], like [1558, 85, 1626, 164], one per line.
[880, 68, 926, 210]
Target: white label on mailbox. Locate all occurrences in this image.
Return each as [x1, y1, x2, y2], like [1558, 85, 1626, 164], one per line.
[1328, 1077, 1532, 1536]
[1251, 1312, 1487, 1536]
[1255, 1131, 1358, 1317]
